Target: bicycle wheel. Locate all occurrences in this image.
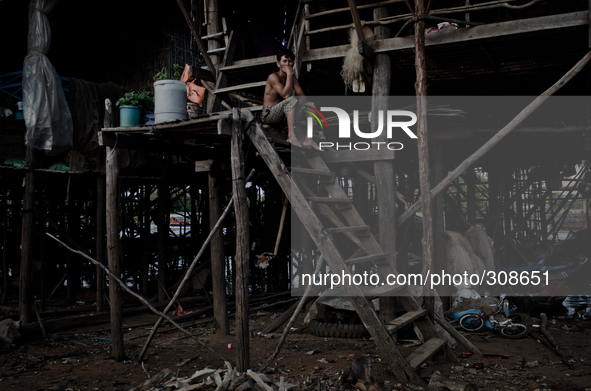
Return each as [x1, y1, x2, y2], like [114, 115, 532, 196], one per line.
[499, 323, 528, 339]
[459, 314, 485, 332]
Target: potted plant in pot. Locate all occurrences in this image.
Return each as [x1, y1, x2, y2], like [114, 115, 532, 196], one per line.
[153, 64, 188, 124]
[116, 91, 153, 127]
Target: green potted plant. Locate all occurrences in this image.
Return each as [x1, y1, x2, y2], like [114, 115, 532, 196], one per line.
[116, 91, 153, 127]
[153, 64, 188, 125]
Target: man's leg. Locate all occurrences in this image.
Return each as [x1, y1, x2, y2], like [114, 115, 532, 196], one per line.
[286, 105, 301, 147]
[292, 105, 320, 150]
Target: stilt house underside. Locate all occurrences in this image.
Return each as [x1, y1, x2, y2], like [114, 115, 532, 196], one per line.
[1, 0, 591, 383]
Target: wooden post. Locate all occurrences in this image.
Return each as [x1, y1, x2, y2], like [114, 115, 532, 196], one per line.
[414, 0, 435, 319]
[20, 146, 35, 324]
[2, 188, 8, 306]
[142, 184, 150, 296]
[431, 144, 446, 288]
[106, 146, 124, 361]
[372, 6, 397, 324]
[157, 180, 169, 302]
[487, 167, 500, 238]
[231, 108, 250, 372]
[96, 175, 106, 313]
[209, 169, 229, 335]
[465, 168, 476, 224]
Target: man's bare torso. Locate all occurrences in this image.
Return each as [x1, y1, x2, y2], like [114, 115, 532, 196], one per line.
[263, 71, 287, 109]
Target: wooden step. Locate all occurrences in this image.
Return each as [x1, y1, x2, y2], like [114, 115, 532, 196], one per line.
[306, 197, 351, 205]
[291, 167, 335, 178]
[385, 310, 426, 334]
[215, 81, 266, 94]
[345, 253, 389, 265]
[219, 56, 276, 72]
[405, 338, 447, 370]
[326, 225, 370, 236]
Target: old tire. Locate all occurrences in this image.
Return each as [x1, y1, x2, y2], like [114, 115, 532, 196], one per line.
[308, 320, 369, 339]
[499, 323, 528, 339]
[459, 314, 485, 332]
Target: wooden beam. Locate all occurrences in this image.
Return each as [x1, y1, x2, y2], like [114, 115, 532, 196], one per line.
[231, 108, 250, 372]
[304, 11, 588, 62]
[398, 50, 591, 227]
[95, 175, 106, 313]
[414, 0, 435, 323]
[209, 168, 229, 335]
[176, 0, 217, 80]
[308, 0, 404, 19]
[219, 56, 275, 72]
[358, 40, 376, 63]
[321, 149, 395, 163]
[347, 0, 365, 43]
[19, 147, 35, 324]
[215, 81, 266, 94]
[106, 146, 124, 361]
[371, 6, 396, 324]
[294, 4, 310, 77]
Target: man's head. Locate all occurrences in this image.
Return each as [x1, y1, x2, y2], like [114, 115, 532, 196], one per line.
[276, 47, 295, 63]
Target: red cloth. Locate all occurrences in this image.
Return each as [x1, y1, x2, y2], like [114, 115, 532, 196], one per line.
[181, 65, 206, 107]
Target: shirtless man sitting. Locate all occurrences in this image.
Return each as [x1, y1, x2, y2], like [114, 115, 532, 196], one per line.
[262, 48, 318, 148]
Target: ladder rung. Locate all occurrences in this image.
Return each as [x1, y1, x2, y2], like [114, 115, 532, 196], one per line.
[326, 225, 370, 236]
[207, 47, 226, 54]
[291, 167, 335, 177]
[345, 253, 389, 265]
[385, 310, 426, 334]
[306, 197, 351, 204]
[405, 338, 447, 370]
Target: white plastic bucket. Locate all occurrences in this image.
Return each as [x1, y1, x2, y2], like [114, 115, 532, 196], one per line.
[154, 80, 188, 124]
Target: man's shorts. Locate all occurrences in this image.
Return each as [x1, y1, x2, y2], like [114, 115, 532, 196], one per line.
[261, 96, 298, 126]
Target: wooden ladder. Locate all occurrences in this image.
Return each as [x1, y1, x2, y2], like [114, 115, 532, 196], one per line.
[240, 109, 455, 384]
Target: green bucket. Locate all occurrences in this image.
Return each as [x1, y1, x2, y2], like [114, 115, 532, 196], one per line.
[120, 105, 141, 127]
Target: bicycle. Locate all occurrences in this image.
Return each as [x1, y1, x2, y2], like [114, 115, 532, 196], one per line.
[458, 296, 529, 339]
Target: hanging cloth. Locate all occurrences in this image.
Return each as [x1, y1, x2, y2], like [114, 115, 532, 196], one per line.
[23, 0, 73, 155]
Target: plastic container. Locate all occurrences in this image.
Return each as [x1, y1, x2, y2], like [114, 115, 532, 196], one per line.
[119, 105, 142, 127]
[154, 80, 188, 124]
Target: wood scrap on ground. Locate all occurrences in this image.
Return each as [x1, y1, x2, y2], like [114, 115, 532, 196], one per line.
[130, 362, 297, 391]
[428, 372, 478, 391]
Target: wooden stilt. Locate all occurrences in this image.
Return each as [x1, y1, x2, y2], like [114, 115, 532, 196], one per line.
[414, 0, 435, 319]
[142, 184, 150, 296]
[209, 168, 229, 335]
[431, 143, 446, 286]
[398, 50, 591, 227]
[106, 146, 124, 361]
[206, 0, 222, 113]
[231, 108, 250, 372]
[20, 146, 35, 324]
[372, 6, 397, 324]
[465, 168, 476, 225]
[2, 188, 8, 305]
[96, 175, 106, 313]
[157, 180, 169, 302]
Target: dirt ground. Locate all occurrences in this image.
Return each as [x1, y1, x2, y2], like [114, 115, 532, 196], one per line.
[1, 301, 591, 391]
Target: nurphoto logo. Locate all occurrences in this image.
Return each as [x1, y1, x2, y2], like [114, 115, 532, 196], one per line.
[306, 107, 418, 151]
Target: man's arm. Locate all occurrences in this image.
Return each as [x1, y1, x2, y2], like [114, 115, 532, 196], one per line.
[269, 71, 295, 99]
[293, 77, 307, 105]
